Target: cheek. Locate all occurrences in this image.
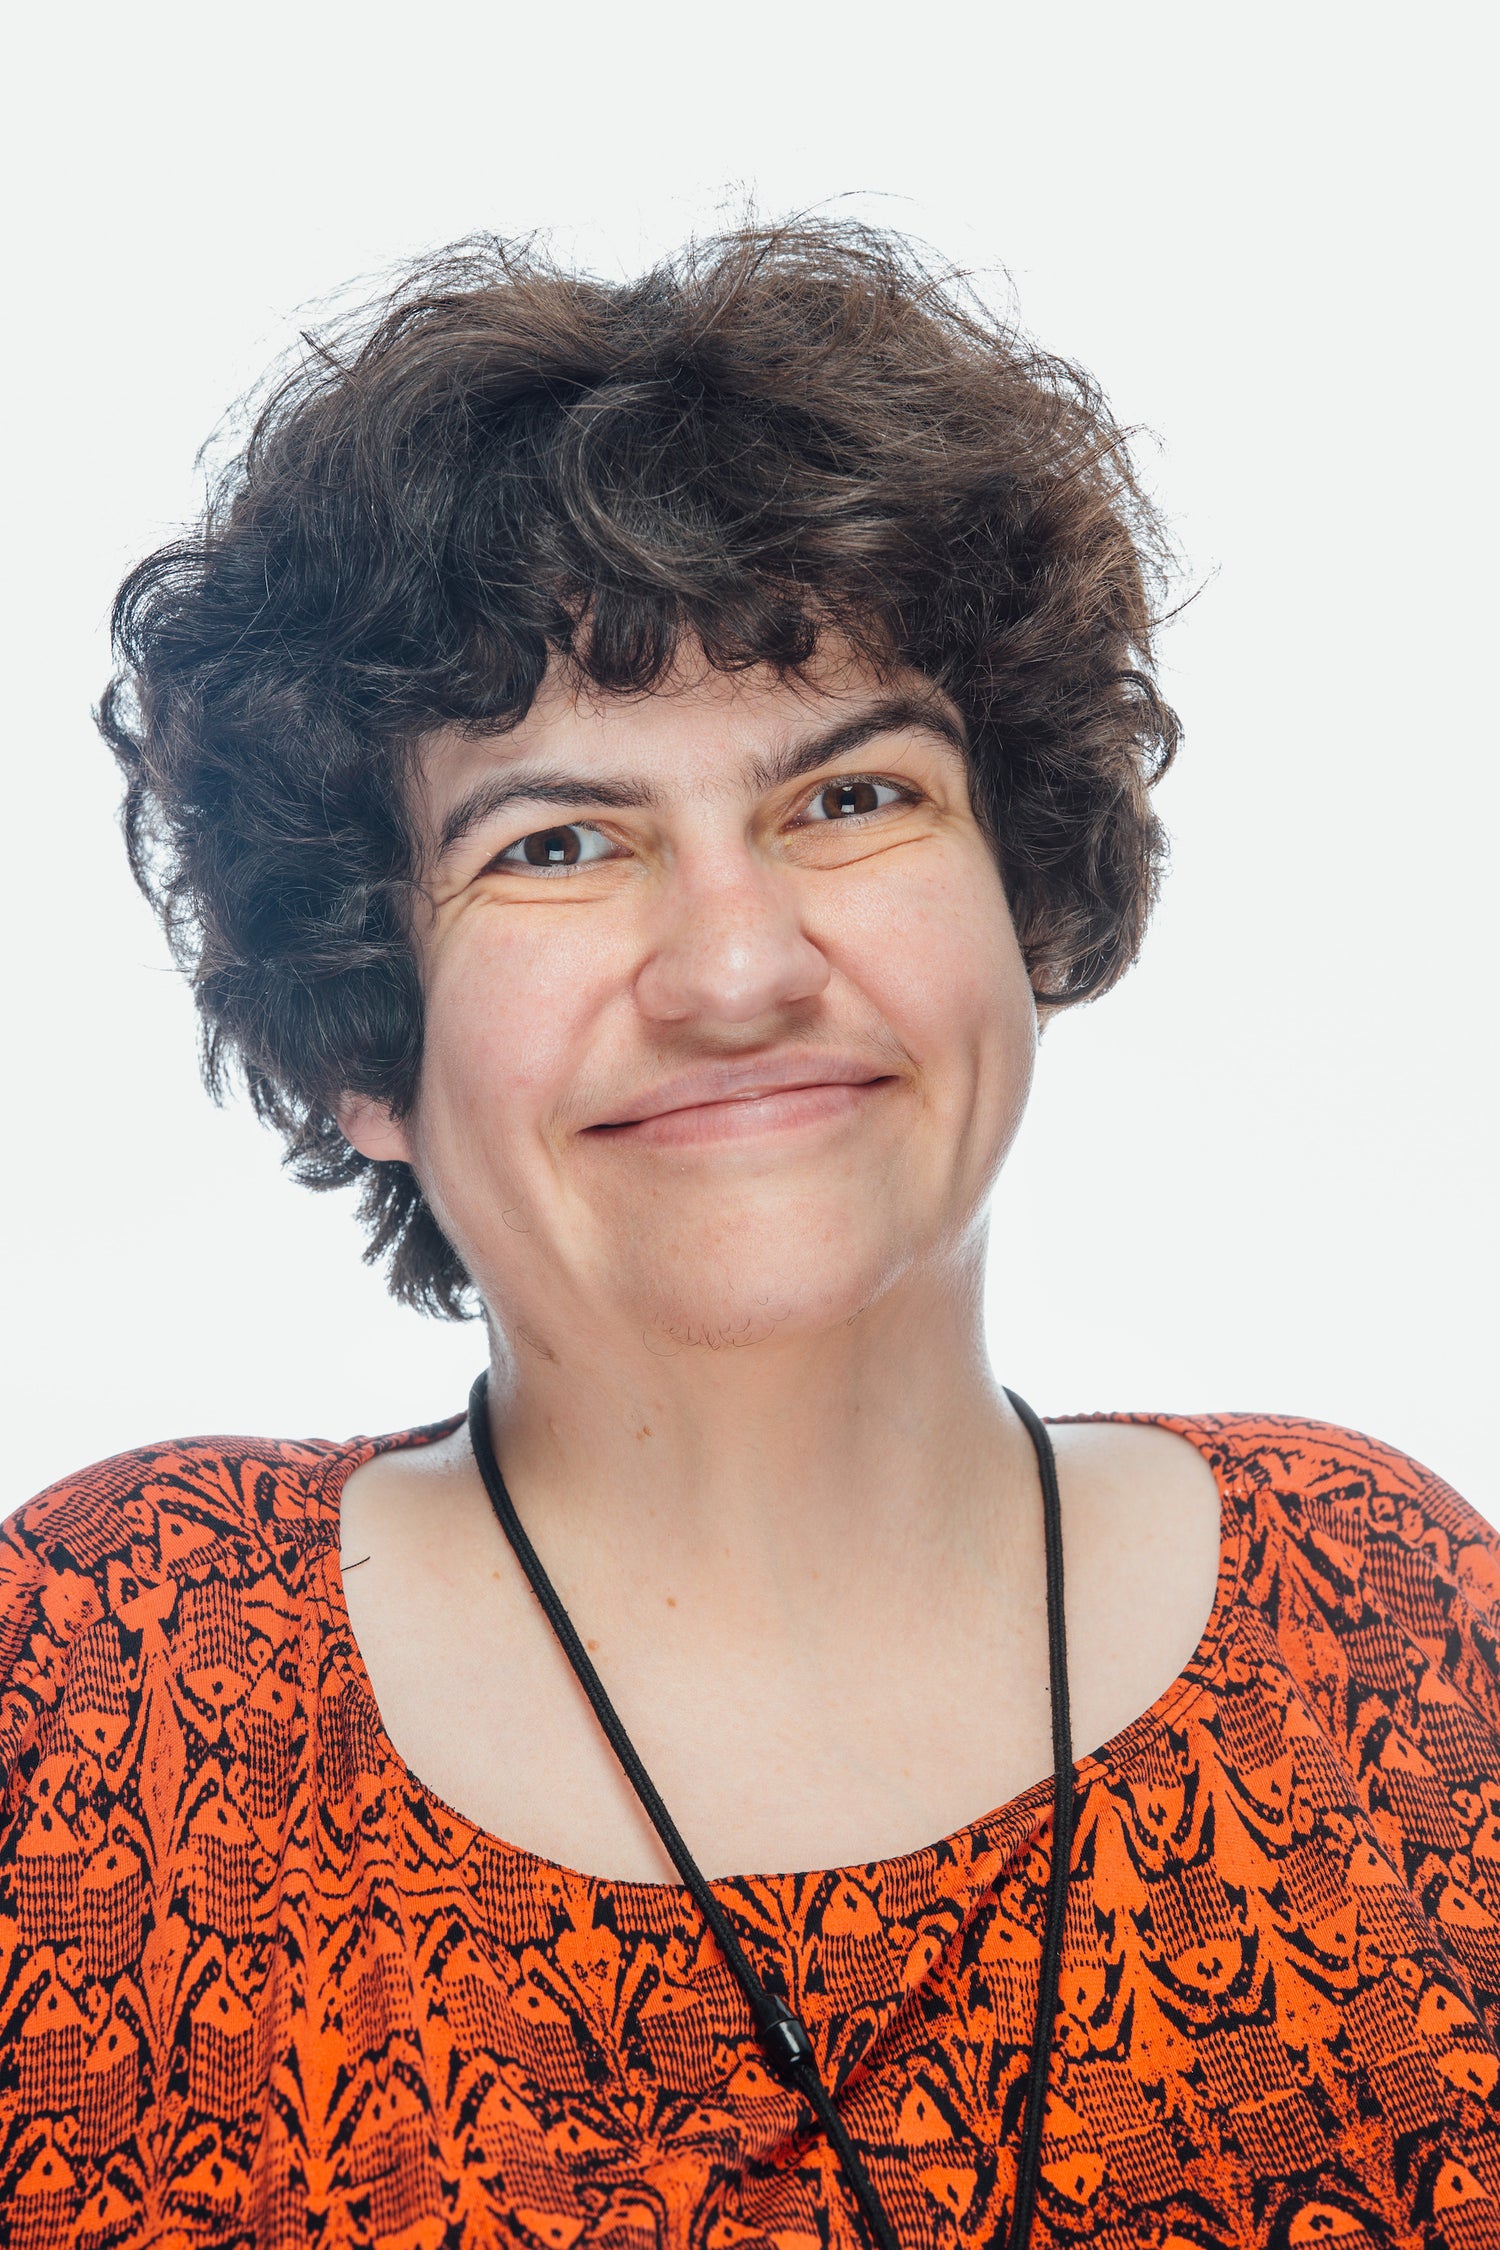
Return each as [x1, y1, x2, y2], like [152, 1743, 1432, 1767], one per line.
[414, 911, 608, 1155]
[829, 846, 1034, 1082]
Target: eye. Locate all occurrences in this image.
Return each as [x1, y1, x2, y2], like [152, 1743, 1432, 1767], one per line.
[491, 823, 617, 873]
[803, 777, 909, 822]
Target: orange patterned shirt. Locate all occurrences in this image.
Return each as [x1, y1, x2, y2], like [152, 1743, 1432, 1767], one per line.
[3, 1412, 1500, 2250]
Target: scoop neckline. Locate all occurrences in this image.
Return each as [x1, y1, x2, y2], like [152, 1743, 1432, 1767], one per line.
[307, 1408, 1248, 1905]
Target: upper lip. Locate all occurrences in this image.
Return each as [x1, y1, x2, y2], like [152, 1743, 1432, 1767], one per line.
[588, 1053, 896, 1129]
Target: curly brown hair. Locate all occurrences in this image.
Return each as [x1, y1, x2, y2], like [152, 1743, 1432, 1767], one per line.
[99, 220, 1180, 1318]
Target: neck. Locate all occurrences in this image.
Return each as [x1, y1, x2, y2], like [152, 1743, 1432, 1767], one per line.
[481, 1241, 1026, 1603]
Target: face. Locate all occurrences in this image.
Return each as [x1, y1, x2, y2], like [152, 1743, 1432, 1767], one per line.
[341, 642, 1038, 1355]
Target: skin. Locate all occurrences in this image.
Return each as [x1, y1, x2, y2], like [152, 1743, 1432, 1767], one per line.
[339, 640, 1221, 1882]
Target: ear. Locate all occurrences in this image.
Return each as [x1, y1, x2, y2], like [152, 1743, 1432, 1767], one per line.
[337, 1092, 415, 1165]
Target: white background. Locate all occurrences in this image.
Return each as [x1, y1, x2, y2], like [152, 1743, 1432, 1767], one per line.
[4, 3, 1495, 1512]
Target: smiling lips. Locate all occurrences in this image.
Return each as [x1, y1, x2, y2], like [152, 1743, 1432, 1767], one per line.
[588, 1057, 897, 1149]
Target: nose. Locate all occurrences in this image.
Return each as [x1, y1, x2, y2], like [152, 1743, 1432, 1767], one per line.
[633, 852, 831, 1027]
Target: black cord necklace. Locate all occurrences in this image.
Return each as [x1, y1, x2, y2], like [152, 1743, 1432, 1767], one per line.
[466, 1375, 1075, 2250]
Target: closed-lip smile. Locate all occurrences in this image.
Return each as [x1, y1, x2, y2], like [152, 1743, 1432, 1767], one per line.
[586, 1055, 899, 1147]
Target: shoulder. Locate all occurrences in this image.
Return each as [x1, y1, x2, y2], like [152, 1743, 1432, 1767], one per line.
[1056, 1406, 1496, 1593]
[1149, 1410, 1500, 1724]
[1067, 1407, 1500, 1692]
[0, 1431, 359, 1775]
[1155, 1409, 1497, 1598]
[3, 1428, 354, 1587]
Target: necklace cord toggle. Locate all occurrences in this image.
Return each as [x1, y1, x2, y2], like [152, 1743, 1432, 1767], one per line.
[756, 1999, 817, 2079]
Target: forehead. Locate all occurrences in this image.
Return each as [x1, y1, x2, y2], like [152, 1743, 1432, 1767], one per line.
[414, 642, 965, 835]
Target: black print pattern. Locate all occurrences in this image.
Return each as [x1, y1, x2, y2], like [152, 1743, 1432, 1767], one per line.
[1, 1413, 1498, 2248]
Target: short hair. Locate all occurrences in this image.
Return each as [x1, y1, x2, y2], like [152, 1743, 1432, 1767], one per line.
[99, 220, 1180, 1318]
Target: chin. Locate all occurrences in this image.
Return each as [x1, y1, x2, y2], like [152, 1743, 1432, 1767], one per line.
[619, 1225, 914, 1355]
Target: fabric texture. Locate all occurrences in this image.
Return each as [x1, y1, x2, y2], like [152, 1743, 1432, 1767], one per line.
[2, 1413, 1499, 2250]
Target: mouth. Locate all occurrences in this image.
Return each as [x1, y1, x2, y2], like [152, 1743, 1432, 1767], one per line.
[585, 1058, 900, 1149]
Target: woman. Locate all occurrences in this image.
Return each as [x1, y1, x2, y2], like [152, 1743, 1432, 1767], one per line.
[4, 225, 1496, 2249]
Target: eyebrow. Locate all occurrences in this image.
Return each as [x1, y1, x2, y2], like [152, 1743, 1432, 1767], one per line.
[434, 769, 662, 864]
[432, 692, 968, 866]
[744, 694, 968, 794]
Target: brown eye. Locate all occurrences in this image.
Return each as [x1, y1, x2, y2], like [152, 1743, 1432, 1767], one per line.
[493, 823, 614, 873]
[807, 778, 904, 822]
[822, 781, 879, 818]
[523, 827, 582, 865]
